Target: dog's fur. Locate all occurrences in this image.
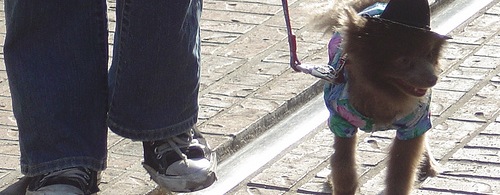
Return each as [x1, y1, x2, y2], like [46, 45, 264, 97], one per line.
[315, 1, 447, 194]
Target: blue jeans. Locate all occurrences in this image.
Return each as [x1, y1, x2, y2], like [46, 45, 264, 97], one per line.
[4, 0, 202, 176]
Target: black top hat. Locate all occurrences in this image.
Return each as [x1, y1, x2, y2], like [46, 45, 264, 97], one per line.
[380, 0, 431, 30]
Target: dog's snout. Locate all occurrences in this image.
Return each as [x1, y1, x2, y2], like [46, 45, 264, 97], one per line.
[427, 75, 438, 87]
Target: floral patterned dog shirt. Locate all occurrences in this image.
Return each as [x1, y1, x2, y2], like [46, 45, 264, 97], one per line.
[324, 31, 432, 141]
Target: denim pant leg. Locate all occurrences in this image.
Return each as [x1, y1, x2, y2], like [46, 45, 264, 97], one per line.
[107, 0, 202, 141]
[3, 0, 109, 176]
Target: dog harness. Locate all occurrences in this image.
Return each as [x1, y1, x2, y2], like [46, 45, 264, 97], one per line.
[324, 31, 432, 141]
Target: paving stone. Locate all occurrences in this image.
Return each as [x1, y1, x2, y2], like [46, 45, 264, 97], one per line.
[199, 105, 224, 121]
[199, 93, 241, 109]
[0, 140, 19, 156]
[99, 168, 156, 194]
[419, 176, 496, 194]
[447, 67, 492, 81]
[227, 73, 273, 87]
[0, 96, 12, 112]
[108, 139, 143, 157]
[201, 30, 241, 44]
[202, 133, 232, 151]
[0, 171, 23, 191]
[431, 89, 464, 116]
[459, 55, 500, 69]
[208, 83, 259, 98]
[440, 43, 476, 61]
[232, 186, 286, 195]
[106, 131, 125, 149]
[483, 122, 500, 135]
[0, 154, 19, 171]
[433, 77, 479, 92]
[201, 101, 271, 135]
[356, 136, 392, 153]
[249, 155, 321, 189]
[450, 147, 500, 165]
[415, 189, 464, 195]
[447, 35, 487, 45]
[0, 169, 11, 183]
[203, 1, 281, 15]
[265, 2, 315, 29]
[298, 136, 388, 194]
[486, 2, 500, 15]
[466, 134, 500, 149]
[451, 84, 500, 122]
[202, 54, 247, 78]
[99, 167, 126, 186]
[359, 168, 386, 195]
[450, 14, 500, 45]
[304, 51, 331, 67]
[297, 33, 330, 52]
[231, 0, 285, 6]
[357, 150, 388, 167]
[487, 34, 500, 46]
[253, 71, 319, 101]
[249, 128, 333, 189]
[492, 75, 500, 86]
[295, 41, 326, 57]
[427, 120, 484, 159]
[297, 175, 332, 194]
[202, 9, 272, 25]
[202, 20, 256, 34]
[475, 45, 500, 58]
[239, 98, 283, 113]
[469, 13, 500, 33]
[0, 110, 16, 128]
[248, 61, 290, 76]
[106, 153, 139, 170]
[442, 160, 500, 180]
[0, 126, 17, 141]
[0, 62, 5, 71]
[438, 58, 460, 74]
[200, 42, 222, 55]
[219, 26, 286, 59]
[261, 49, 293, 64]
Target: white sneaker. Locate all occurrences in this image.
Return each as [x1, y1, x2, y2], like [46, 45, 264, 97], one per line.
[142, 127, 217, 192]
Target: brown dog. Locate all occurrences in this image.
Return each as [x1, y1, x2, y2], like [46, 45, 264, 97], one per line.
[316, 0, 448, 194]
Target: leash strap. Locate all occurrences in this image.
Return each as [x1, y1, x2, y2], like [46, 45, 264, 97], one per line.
[281, 0, 301, 72]
[281, 0, 346, 83]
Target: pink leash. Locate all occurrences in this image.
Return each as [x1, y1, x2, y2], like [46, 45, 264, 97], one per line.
[281, 0, 301, 72]
[281, 0, 345, 83]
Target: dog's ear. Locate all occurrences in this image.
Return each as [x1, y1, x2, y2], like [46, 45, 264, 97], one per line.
[343, 7, 364, 28]
[312, 0, 388, 34]
[312, 1, 344, 34]
[341, 7, 368, 38]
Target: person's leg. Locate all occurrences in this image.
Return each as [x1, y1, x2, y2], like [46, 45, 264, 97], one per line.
[108, 0, 216, 192]
[108, 0, 200, 138]
[4, 0, 108, 193]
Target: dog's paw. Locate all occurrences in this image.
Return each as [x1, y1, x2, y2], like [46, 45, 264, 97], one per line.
[418, 157, 441, 181]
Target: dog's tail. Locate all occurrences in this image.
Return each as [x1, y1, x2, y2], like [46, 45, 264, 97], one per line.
[313, 0, 390, 33]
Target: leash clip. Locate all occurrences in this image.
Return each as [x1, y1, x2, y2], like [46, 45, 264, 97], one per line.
[296, 64, 341, 83]
[310, 64, 338, 82]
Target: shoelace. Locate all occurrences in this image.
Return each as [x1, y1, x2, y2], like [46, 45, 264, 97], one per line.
[154, 131, 195, 164]
[39, 168, 90, 187]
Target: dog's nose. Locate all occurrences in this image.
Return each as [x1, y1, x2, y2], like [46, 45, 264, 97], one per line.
[426, 75, 438, 87]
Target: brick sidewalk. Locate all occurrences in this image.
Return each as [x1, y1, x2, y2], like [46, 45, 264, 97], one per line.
[0, 0, 499, 194]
